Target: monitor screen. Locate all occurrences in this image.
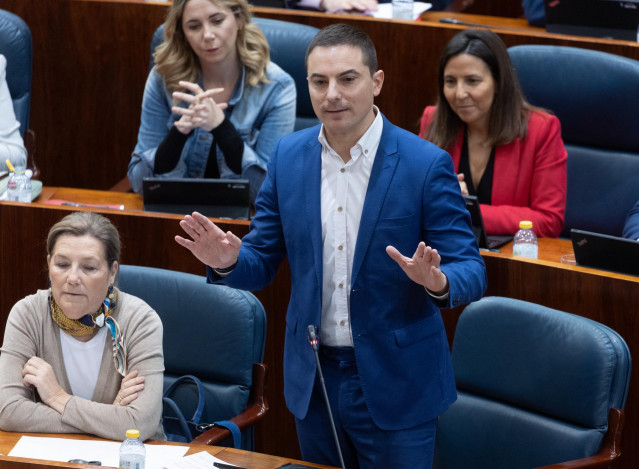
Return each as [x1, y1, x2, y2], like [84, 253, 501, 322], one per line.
[545, 0, 639, 41]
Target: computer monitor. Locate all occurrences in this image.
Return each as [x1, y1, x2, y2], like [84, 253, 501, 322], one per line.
[571, 229, 639, 276]
[463, 196, 512, 250]
[142, 177, 251, 220]
[545, 0, 639, 41]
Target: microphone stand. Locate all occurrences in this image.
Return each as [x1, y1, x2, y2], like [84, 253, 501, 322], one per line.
[307, 325, 346, 469]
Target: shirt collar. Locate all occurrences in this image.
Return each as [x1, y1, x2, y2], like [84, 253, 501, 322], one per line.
[318, 106, 383, 160]
[228, 66, 246, 107]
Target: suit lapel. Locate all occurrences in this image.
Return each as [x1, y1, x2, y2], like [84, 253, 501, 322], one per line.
[351, 119, 399, 286]
[302, 137, 323, 289]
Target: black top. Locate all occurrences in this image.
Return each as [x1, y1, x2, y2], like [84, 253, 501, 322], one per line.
[154, 106, 243, 177]
[458, 131, 495, 205]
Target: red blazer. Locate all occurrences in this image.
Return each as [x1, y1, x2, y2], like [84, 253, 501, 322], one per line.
[420, 107, 567, 237]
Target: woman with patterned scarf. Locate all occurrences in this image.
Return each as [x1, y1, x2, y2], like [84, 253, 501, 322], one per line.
[0, 212, 165, 441]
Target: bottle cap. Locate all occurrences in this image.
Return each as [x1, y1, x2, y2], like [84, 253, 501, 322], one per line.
[519, 220, 533, 229]
[125, 429, 140, 439]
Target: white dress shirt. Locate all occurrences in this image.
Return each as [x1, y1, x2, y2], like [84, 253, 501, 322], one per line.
[319, 108, 383, 347]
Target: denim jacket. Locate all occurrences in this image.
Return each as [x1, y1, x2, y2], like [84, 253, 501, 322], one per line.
[128, 62, 296, 194]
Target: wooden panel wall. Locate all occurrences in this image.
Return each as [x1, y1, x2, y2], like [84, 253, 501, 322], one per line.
[2, 0, 639, 464]
[2, 0, 639, 190]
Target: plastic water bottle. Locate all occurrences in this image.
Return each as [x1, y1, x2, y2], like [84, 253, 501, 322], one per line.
[392, 0, 414, 19]
[513, 220, 538, 259]
[119, 429, 145, 469]
[6, 166, 32, 202]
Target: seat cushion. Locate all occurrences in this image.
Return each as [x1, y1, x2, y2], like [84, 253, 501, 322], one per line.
[452, 297, 630, 428]
[434, 392, 604, 469]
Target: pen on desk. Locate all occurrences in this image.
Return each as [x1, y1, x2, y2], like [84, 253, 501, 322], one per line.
[438, 17, 535, 33]
[213, 462, 247, 469]
[439, 17, 464, 24]
[479, 247, 501, 253]
[61, 202, 125, 210]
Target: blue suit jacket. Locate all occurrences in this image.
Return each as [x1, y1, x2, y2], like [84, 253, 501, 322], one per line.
[209, 115, 487, 430]
[623, 200, 639, 240]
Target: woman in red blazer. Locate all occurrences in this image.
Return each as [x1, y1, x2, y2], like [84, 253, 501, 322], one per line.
[420, 29, 567, 238]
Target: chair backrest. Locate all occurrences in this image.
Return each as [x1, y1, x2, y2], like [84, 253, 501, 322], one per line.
[508, 45, 639, 238]
[0, 9, 32, 137]
[149, 18, 320, 131]
[434, 296, 631, 469]
[117, 265, 267, 450]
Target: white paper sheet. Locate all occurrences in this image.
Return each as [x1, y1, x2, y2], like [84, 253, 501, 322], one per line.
[371, 2, 432, 20]
[165, 451, 239, 469]
[9, 436, 189, 469]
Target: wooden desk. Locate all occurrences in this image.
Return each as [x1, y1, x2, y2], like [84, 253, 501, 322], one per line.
[2, 190, 639, 467]
[0, 431, 334, 469]
[3, 0, 639, 190]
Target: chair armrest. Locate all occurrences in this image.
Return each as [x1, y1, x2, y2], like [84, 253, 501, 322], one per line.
[109, 176, 132, 192]
[537, 409, 624, 469]
[191, 363, 269, 446]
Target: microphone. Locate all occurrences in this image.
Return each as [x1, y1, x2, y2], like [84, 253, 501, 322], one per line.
[307, 325, 346, 469]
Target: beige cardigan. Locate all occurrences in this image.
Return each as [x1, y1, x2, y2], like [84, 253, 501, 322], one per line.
[0, 289, 165, 441]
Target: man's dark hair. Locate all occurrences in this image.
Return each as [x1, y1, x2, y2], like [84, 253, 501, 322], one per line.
[305, 23, 378, 75]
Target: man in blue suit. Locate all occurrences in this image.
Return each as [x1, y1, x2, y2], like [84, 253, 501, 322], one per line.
[176, 24, 486, 468]
[623, 200, 639, 240]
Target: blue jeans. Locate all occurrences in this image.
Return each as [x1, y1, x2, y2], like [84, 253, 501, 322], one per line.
[296, 346, 437, 469]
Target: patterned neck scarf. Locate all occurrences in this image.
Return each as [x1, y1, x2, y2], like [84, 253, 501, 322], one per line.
[49, 286, 127, 376]
[49, 287, 118, 336]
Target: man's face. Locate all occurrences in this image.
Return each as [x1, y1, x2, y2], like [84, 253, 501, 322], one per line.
[307, 45, 384, 143]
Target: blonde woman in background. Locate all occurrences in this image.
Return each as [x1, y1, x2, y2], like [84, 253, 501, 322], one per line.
[129, 0, 296, 203]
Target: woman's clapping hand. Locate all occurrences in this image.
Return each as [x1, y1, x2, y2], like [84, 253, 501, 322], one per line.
[172, 81, 228, 134]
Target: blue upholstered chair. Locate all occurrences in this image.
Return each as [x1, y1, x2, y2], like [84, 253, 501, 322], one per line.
[118, 265, 268, 450]
[253, 17, 319, 131]
[149, 18, 319, 131]
[508, 45, 639, 238]
[434, 296, 631, 469]
[0, 9, 32, 138]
